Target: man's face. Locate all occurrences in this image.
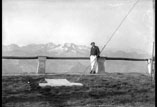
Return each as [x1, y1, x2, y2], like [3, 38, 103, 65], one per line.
[91, 43, 95, 47]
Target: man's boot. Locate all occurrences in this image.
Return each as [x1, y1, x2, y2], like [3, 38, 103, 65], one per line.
[90, 70, 93, 74]
[93, 71, 95, 74]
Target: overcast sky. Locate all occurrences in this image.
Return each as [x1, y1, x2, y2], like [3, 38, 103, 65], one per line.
[2, 0, 154, 54]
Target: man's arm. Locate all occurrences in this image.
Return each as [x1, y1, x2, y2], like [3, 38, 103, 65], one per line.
[97, 47, 100, 57]
[90, 48, 92, 56]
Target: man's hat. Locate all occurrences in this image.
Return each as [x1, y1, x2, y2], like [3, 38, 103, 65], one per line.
[91, 42, 95, 45]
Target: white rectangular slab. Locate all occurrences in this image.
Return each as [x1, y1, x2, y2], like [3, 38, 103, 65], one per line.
[39, 79, 83, 87]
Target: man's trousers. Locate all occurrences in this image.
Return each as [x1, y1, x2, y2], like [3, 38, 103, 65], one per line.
[90, 55, 98, 73]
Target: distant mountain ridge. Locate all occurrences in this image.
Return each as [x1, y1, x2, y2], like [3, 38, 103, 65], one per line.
[2, 43, 90, 57]
[2, 42, 150, 58]
[2, 43, 150, 74]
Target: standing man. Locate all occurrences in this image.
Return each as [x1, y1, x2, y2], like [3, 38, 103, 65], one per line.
[90, 42, 100, 74]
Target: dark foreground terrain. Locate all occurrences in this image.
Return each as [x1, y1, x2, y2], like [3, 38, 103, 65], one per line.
[2, 73, 155, 107]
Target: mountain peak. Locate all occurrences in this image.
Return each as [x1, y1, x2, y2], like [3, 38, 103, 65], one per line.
[62, 43, 77, 50]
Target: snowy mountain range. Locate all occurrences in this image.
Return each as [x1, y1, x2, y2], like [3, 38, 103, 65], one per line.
[2, 43, 90, 57]
[2, 42, 150, 57]
[2, 43, 151, 74]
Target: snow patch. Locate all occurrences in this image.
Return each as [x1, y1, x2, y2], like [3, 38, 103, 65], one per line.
[39, 79, 83, 87]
